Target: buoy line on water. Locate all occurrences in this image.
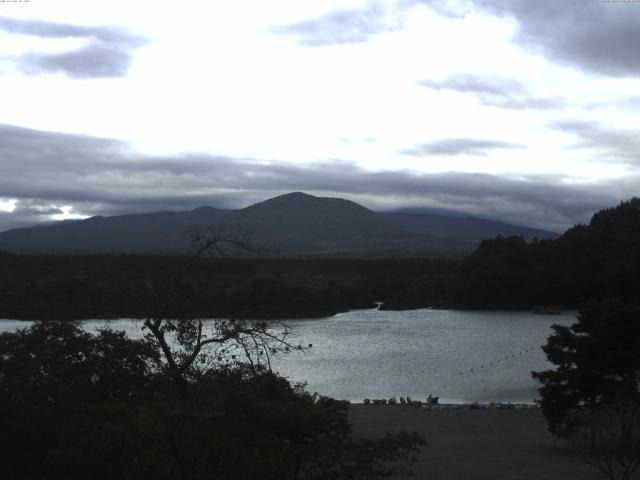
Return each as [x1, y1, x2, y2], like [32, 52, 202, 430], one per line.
[455, 346, 539, 377]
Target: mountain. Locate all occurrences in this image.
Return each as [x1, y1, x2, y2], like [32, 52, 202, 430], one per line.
[0, 192, 557, 256]
[382, 211, 553, 241]
[0, 207, 231, 253]
[215, 192, 409, 255]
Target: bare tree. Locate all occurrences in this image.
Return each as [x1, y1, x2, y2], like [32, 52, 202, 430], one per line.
[187, 225, 264, 258]
[142, 317, 307, 404]
[142, 227, 303, 405]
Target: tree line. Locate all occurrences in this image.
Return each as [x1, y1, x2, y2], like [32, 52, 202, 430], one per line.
[0, 255, 454, 320]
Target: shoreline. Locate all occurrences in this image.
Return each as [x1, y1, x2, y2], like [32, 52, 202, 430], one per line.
[352, 400, 539, 409]
[0, 306, 579, 323]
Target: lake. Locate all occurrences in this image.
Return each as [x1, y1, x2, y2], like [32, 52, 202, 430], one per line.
[0, 308, 576, 404]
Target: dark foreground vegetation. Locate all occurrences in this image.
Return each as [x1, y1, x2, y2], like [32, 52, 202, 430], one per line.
[0, 321, 424, 480]
[532, 300, 640, 480]
[1, 198, 638, 319]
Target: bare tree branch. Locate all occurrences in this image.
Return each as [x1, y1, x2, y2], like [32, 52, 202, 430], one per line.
[187, 225, 263, 258]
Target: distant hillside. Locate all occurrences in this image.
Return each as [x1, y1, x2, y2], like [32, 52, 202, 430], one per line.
[382, 211, 553, 242]
[0, 207, 231, 253]
[0, 192, 556, 256]
[450, 197, 640, 308]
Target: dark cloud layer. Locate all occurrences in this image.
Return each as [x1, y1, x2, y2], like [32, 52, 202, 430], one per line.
[402, 138, 520, 156]
[554, 120, 640, 165]
[272, 5, 400, 46]
[278, 0, 640, 76]
[421, 74, 563, 110]
[0, 16, 145, 78]
[0, 123, 636, 234]
[473, 0, 640, 77]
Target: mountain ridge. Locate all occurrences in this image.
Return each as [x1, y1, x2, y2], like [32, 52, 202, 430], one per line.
[0, 192, 556, 256]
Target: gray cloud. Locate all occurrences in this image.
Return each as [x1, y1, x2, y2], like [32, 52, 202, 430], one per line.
[473, 0, 640, 77]
[272, 4, 400, 46]
[402, 138, 520, 156]
[0, 16, 145, 78]
[554, 120, 640, 165]
[587, 96, 640, 111]
[421, 74, 563, 110]
[0, 123, 636, 234]
[0, 201, 68, 232]
[401, 0, 476, 18]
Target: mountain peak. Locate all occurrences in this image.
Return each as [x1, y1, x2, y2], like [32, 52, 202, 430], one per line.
[278, 191, 314, 200]
[0, 191, 558, 256]
[247, 192, 374, 214]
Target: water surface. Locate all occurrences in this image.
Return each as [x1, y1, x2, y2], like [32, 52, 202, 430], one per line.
[0, 309, 576, 404]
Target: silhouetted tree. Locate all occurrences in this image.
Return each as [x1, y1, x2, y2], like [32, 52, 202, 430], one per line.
[187, 226, 261, 257]
[0, 322, 159, 479]
[533, 301, 640, 437]
[0, 320, 425, 480]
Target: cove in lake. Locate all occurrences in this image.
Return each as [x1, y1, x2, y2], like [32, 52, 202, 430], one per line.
[0, 308, 576, 404]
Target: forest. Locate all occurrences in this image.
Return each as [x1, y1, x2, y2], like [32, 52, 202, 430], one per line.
[1, 198, 638, 320]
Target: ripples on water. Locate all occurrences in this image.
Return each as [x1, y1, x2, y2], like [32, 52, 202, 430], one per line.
[0, 309, 576, 404]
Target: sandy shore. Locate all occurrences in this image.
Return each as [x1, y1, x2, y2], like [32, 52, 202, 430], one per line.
[349, 405, 605, 480]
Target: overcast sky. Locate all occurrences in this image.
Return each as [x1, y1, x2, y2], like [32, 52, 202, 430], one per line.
[0, 0, 639, 233]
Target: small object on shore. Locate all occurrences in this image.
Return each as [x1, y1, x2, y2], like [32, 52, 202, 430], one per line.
[361, 398, 538, 409]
